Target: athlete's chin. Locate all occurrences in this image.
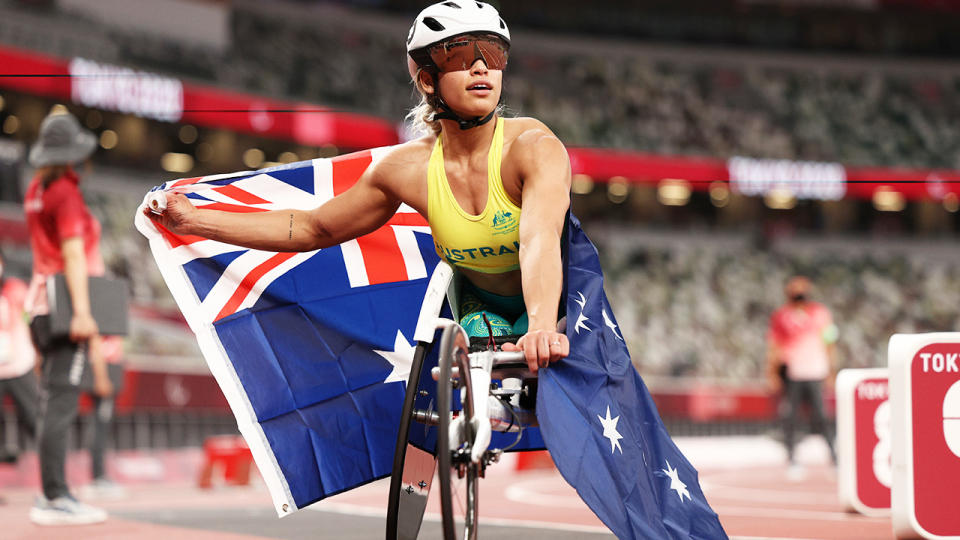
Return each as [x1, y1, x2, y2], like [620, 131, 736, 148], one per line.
[452, 102, 498, 119]
[448, 95, 499, 116]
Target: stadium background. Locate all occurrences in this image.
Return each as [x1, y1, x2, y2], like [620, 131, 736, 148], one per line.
[0, 0, 957, 534]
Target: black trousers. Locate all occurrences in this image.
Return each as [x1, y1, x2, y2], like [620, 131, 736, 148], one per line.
[783, 379, 836, 464]
[30, 315, 86, 500]
[88, 394, 114, 481]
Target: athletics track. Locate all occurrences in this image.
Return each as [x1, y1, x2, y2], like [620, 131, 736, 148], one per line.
[0, 435, 891, 539]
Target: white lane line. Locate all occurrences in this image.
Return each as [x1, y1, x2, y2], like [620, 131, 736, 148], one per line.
[503, 479, 588, 509]
[701, 482, 839, 505]
[715, 505, 887, 522]
[308, 501, 386, 519]
[730, 536, 820, 540]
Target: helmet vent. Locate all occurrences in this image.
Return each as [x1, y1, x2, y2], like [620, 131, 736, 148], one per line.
[475, 2, 483, 8]
[499, 18, 506, 29]
[422, 17, 446, 31]
[441, 1, 461, 7]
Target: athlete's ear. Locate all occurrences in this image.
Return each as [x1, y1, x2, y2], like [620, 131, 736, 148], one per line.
[418, 70, 436, 95]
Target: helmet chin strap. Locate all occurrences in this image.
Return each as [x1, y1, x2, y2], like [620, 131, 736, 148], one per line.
[431, 91, 496, 130]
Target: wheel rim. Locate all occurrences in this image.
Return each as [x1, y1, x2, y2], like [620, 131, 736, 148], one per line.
[438, 324, 479, 540]
[386, 341, 436, 540]
[442, 454, 478, 540]
[448, 461, 478, 540]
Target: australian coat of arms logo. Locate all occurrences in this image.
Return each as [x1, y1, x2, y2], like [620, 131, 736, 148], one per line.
[491, 209, 518, 235]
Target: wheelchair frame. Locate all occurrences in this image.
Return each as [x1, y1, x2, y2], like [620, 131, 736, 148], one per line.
[385, 262, 538, 540]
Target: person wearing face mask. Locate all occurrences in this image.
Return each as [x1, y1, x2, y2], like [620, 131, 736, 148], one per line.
[147, 0, 571, 375]
[0, 248, 39, 465]
[766, 275, 839, 480]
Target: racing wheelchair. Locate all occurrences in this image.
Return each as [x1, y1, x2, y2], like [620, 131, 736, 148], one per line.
[385, 262, 541, 540]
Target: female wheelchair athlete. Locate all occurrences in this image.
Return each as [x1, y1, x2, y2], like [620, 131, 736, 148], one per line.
[385, 262, 542, 540]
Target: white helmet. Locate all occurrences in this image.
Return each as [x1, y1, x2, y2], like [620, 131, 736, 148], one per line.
[406, 0, 510, 55]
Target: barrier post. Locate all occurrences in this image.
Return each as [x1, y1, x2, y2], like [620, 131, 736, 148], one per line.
[889, 334, 960, 539]
[836, 368, 890, 516]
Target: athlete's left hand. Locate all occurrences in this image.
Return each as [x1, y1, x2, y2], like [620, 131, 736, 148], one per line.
[502, 329, 568, 374]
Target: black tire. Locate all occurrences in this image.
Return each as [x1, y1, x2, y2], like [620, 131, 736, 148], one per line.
[386, 341, 434, 540]
[437, 324, 479, 540]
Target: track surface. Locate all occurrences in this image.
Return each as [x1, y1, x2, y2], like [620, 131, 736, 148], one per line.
[0, 435, 892, 539]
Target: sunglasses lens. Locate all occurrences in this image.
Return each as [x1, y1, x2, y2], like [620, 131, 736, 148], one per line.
[476, 39, 508, 70]
[429, 35, 508, 72]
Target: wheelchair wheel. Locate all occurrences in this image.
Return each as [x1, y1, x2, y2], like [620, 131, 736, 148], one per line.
[437, 323, 479, 540]
[386, 340, 437, 540]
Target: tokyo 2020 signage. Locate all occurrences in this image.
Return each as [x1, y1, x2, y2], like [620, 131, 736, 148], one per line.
[890, 335, 960, 539]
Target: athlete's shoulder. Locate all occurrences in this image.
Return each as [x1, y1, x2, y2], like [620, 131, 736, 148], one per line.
[504, 116, 557, 138]
[367, 136, 434, 180]
[375, 136, 434, 167]
[504, 117, 566, 152]
[503, 117, 568, 170]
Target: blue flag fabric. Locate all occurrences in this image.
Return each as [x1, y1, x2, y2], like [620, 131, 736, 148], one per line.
[537, 215, 728, 539]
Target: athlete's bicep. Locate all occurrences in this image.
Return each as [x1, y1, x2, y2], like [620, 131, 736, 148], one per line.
[517, 133, 571, 240]
[307, 166, 401, 247]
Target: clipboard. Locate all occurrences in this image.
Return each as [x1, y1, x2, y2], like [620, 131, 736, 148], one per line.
[46, 275, 129, 336]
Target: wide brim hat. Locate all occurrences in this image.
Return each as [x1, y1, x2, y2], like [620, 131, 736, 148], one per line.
[28, 112, 98, 168]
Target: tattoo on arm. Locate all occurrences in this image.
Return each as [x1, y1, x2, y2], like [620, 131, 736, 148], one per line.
[288, 213, 293, 240]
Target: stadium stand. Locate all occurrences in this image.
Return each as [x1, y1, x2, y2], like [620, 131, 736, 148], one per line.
[2, 0, 959, 169]
[334, 0, 960, 58]
[594, 227, 960, 381]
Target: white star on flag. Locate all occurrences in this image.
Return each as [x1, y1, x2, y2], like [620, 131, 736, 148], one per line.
[574, 291, 591, 334]
[602, 309, 623, 341]
[376, 330, 416, 384]
[662, 460, 691, 502]
[597, 405, 623, 454]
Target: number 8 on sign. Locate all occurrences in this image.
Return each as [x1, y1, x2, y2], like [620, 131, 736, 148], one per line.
[872, 400, 891, 488]
[835, 369, 890, 516]
[945, 381, 960, 458]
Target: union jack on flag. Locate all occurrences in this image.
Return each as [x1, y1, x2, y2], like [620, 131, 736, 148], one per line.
[135, 148, 442, 515]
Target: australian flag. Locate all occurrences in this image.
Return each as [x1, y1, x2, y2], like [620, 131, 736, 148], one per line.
[542, 215, 727, 539]
[135, 148, 725, 537]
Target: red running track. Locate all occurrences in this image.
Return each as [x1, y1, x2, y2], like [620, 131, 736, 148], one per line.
[0, 438, 892, 539]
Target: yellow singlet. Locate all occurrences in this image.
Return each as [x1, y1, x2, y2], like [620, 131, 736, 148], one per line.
[427, 118, 521, 274]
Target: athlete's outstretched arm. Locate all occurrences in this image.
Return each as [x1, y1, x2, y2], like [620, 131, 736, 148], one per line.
[502, 122, 572, 372]
[146, 164, 400, 252]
